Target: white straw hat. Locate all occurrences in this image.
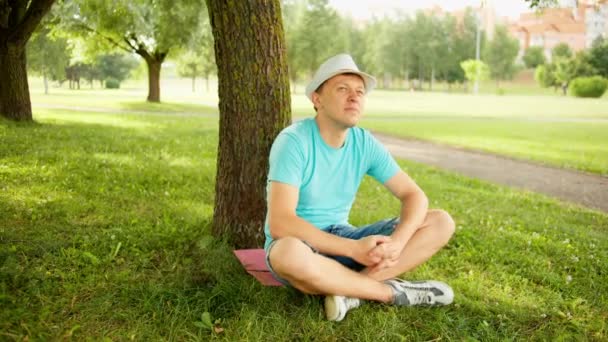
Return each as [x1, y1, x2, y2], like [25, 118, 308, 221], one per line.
[305, 53, 376, 102]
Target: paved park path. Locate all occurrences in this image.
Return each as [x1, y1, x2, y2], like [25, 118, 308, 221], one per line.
[374, 133, 608, 213]
[35, 104, 608, 213]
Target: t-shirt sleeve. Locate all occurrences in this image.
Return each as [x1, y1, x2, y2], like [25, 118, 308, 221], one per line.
[366, 132, 400, 184]
[268, 132, 305, 187]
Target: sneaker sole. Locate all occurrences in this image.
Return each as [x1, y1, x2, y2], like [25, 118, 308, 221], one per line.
[324, 296, 343, 321]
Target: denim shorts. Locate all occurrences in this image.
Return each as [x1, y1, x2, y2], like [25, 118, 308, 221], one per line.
[265, 217, 399, 286]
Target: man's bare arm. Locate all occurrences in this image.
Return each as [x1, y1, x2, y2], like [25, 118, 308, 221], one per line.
[367, 170, 428, 271]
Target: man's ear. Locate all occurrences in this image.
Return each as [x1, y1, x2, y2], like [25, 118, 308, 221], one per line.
[311, 91, 322, 110]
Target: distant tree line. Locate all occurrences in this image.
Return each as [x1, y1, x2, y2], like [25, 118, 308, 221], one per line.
[281, 0, 522, 92]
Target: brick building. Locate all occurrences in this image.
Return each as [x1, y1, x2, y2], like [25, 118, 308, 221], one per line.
[509, 0, 608, 61]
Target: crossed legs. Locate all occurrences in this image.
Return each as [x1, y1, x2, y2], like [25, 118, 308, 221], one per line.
[267, 209, 455, 302]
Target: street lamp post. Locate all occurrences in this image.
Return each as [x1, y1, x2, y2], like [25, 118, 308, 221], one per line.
[474, 7, 482, 94]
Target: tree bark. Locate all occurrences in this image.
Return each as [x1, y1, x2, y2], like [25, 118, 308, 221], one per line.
[0, 43, 32, 121]
[207, 0, 291, 248]
[144, 57, 162, 102]
[0, 0, 56, 121]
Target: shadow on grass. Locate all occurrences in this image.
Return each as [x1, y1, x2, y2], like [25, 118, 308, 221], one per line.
[2, 115, 608, 340]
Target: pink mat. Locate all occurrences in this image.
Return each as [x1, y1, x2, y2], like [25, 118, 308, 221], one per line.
[233, 249, 284, 286]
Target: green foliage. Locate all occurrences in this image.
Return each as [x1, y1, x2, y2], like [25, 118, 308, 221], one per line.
[174, 11, 215, 91]
[553, 57, 577, 93]
[71, 0, 204, 55]
[289, 0, 344, 77]
[460, 59, 490, 83]
[552, 43, 573, 60]
[27, 27, 71, 81]
[534, 50, 596, 93]
[176, 51, 201, 79]
[104, 77, 120, 89]
[282, 3, 482, 90]
[569, 76, 608, 98]
[522, 46, 546, 68]
[483, 26, 519, 83]
[535, 64, 557, 88]
[63, 0, 207, 101]
[282, 0, 307, 85]
[96, 53, 139, 83]
[524, 0, 559, 8]
[442, 9, 478, 85]
[588, 37, 608, 78]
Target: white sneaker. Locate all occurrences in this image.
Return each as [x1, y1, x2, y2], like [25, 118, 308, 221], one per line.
[324, 295, 362, 321]
[385, 279, 454, 306]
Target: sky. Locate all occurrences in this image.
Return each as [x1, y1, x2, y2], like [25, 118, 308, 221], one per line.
[328, 0, 534, 21]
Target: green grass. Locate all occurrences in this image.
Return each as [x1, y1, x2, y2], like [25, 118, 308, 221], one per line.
[362, 119, 608, 176]
[2, 110, 607, 340]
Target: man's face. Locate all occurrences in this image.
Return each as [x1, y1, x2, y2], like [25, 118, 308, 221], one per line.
[312, 73, 366, 128]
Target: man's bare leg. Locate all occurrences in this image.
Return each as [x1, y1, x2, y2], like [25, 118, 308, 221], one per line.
[268, 236, 394, 302]
[268, 209, 455, 321]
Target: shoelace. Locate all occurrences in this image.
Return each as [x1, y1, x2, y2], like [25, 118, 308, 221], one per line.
[409, 290, 434, 305]
[393, 282, 436, 305]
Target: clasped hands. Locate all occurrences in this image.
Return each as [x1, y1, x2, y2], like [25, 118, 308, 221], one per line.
[351, 235, 405, 275]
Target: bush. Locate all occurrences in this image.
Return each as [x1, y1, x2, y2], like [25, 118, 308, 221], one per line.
[105, 78, 120, 89]
[535, 64, 556, 88]
[569, 76, 608, 98]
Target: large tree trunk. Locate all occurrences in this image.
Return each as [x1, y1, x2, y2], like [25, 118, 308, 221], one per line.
[0, 43, 32, 121]
[207, 0, 291, 248]
[0, 0, 56, 121]
[145, 57, 162, 102]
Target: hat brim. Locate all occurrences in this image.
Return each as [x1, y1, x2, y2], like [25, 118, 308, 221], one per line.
[305, 69, 377, 102]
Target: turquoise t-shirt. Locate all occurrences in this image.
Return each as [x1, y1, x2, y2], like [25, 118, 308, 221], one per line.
[263, 118, 400, 250]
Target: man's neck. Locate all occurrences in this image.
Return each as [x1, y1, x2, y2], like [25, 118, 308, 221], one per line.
[315, 115, 348, 149]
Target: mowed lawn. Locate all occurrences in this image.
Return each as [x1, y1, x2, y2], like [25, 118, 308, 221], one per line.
[1, 108, 607, 340]
[31, 77, 608, 175]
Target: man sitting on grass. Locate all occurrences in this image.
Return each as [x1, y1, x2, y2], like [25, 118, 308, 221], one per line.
[264, 53, 455, 321]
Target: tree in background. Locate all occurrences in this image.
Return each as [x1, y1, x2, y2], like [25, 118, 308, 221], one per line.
[524, 0, 559, 8]
[0, 0, 56, 121]
[175, 10, 216, 93]
[442, 9, 478, 90]
[177, 51, 202, 92]
[553, 57, 577, 95]
[95, 53, 139, 87]
[291, 0, 344, 79]
[535, 63, 558, 90]
[536, 50, 597, 94]
[282, 0, 306, 93]
[460, 59, 490, 90]
[522, 46, 546, 68]
[407, 11, 446, 90]
[588, 36, 608, 78]
[362, 17, 396, 88]
[206, 0, 291, 247]
[68, 0, 205, 102]
[27, 26, 71, 94]
[483, 25, 520, 87]
[552, 43, 573, 61]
